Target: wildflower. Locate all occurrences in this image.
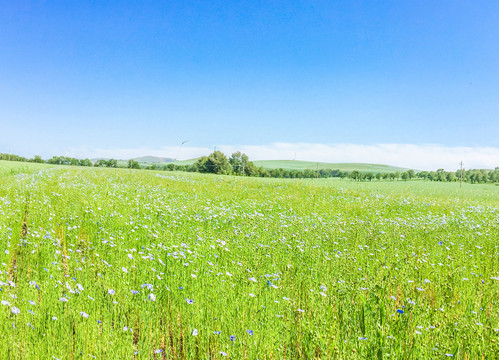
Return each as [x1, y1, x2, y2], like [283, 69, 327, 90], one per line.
[186, 299, 194, 304]
[52, 316, 57, 320]
[230, 335, 236, 341]
[11, 307, 20, 314]
[131, 290, 139, 295]
[123, 326, 128, 331]
[249, 277, 257, 282]
[1, 300, 10, 306]
[297, 309, 305, 312]
[149, 293, 156, 301]
[108, 289, 115, 295]
[141, 284, 153, 290]
[191, 274, 196, 278]
[29, 300, 36, 305]
[214, 331, 221, 335]
[80, 311, 89, 318]
[247, 330, 253, 336]
[397, 309, 404, 314]
[220, 352, 227, 356]
[122, 267, 128, 273]
[192, 329, 198, 336]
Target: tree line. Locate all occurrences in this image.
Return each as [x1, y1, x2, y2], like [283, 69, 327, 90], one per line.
[1, 152, 498, 184]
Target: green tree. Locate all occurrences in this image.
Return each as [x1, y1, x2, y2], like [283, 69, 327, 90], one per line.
[128, 159, 140, 169]
[32, 155, 45, 163]
[229, 151, 248, 175]
[79, 159, 92, 167]
[106, 159, 118, 168]
[207, 151, 232, 175]
[193, 156, 210, 173]
[194, 151, 232, 175]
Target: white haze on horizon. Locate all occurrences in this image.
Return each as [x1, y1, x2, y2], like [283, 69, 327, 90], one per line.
[67, 143, 499, 172]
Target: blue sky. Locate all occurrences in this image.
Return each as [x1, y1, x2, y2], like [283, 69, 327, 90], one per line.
[1, 1, 498, 169]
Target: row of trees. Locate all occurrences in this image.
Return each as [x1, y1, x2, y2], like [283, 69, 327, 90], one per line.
[2, 152, 498, 184]
[0, 153, 119, 168]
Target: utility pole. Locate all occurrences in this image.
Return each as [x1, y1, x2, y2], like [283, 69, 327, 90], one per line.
[459, 161, 463, 188]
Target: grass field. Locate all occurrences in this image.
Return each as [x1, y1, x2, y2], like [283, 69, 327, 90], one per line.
[0, 162, 498, 359]
[0, 160, 53, 178]
[252, 160, 412, 172]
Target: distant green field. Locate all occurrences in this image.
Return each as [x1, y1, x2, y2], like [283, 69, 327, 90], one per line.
[253, 160, 413, 172]
[173, 158, 414, 172]
[0, 160, 53, 177]
[172, 158, 198, 166]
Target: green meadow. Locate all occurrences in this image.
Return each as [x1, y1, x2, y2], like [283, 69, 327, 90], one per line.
[252, 160, 411, 173]
[0, 162, 498, 359]
[0, 160, 53, 178]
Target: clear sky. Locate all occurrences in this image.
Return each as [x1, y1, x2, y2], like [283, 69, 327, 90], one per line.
[1, 1, 498, 170]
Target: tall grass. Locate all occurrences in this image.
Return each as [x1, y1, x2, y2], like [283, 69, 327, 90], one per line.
[0, 165, 498, 359]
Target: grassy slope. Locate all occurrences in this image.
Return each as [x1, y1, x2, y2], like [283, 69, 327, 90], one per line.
[0, 160, 53, 177]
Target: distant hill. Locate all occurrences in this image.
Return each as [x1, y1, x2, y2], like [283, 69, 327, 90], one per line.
[173, 158, 414, 173]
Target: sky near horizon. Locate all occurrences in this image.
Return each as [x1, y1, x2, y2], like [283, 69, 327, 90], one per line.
[1, 1, 498, 170]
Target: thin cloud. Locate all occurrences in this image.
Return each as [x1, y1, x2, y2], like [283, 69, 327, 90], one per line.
[67, 143, 499, 171]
